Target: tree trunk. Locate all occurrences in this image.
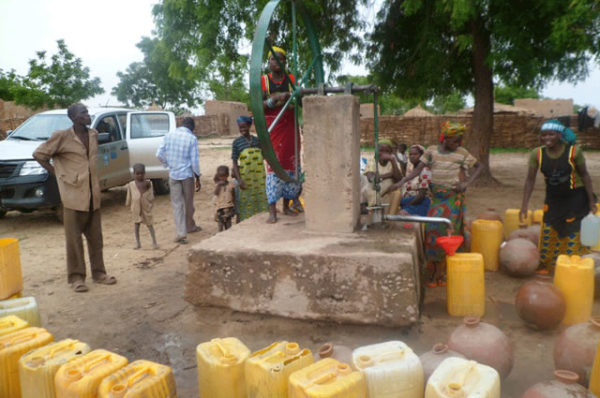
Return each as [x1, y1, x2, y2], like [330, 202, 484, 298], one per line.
[468, 17, 498, 185]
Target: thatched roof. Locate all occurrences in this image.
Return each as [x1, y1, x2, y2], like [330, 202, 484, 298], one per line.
[404, 105, 434, 117]
[458, 102, 537, 115]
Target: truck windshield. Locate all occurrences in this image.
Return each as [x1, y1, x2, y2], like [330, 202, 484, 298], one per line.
[9, 114, 73, 140]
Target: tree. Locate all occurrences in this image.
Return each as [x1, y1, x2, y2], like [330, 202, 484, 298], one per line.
[494, 85, 539, 105]
[369, 0, 600, 183]
[152, 0, 367, 102]
[429, 92, 466, 114]
[112, 37, 201, 110]
[10, 40, 104, 109]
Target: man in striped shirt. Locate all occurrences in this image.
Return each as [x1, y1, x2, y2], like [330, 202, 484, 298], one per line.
[156, 117, 202, 243]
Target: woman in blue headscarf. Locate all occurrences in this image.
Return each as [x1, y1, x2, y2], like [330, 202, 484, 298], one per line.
[520, 119, 596, 273]
[231, 116, 268, 221]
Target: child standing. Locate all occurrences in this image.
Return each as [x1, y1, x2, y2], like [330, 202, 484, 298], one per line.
[125, 163, 158, 249]
[214, 165, 236, 231]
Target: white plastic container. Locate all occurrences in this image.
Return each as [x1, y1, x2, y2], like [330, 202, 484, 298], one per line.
[425, 357, 500, 398]
[0, 296, 41, 326]
[352, 340, 423, 398]
[581, 213, 600, 247]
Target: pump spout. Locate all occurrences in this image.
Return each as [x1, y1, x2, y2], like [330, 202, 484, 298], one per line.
[384, 214, 453, 232]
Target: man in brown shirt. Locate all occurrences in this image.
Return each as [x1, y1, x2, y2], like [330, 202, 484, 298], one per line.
[33, 103, 117, 292]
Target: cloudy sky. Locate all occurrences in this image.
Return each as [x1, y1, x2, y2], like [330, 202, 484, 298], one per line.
[1, 0, 598, 112]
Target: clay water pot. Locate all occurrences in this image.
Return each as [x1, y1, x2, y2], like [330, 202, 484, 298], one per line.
[515, 275, 566, 330]
[508, 225, 540, 246]
[447, 316, 514, 379]
[554, 317, 600, 385]
[316, 343, 353, 365]
[582, 252, 600, 298]
[521, 370, 597, 398]
[477, 208, 502, 222]
[419, 343, 465, 382]
[499, 238, 540, 277]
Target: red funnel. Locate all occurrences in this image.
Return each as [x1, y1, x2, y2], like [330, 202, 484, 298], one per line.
[437, 236, 464, 256]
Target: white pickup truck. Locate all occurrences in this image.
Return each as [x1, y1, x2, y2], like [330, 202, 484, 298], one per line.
[0, 107, 175, 220]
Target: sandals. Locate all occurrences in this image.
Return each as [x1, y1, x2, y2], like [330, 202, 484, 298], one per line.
[93, 274, 117, 285]
[71, 280, 89, 293]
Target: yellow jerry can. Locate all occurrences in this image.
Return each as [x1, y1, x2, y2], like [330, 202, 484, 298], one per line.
[554, 255, 595, 326]
[197, 337, 250, 398]
[289, 358, 367, 398]
[470, 219, 503, 271]
[19, 338, 90, 398]
[98, 359, 177, 398]
[54, 349, 128, 398]
[0, 296, 41, 326]
[504, 209, 532, 239]
[0, 315, 29, 337]
[246, 341, 314, 398]
[0, 327, 54, 398]
[447, 253, 485, 317]
[0, 238, 23, 300]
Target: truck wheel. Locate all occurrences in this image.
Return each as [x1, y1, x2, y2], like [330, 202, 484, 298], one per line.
[152, 179, 170, 195]
[54, 203, 64, 223]
[0, 207, 6, 218]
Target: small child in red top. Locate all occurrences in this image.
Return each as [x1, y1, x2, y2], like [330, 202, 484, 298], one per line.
[213, 165, 236, 231]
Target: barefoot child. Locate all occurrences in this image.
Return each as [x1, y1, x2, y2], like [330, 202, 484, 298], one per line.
[214, 165, 236, 231]
[125, 163, 158, 249]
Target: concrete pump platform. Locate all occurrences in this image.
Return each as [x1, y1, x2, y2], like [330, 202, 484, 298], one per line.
[185, 214, 423, 327]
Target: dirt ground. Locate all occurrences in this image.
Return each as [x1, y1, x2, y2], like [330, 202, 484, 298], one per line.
[2, 140, 600, 397]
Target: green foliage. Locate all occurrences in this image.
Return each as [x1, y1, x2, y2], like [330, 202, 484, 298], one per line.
[0, 69, 20, 101]
[152, 0, 366, 101]
[494, 85, 539, 105]
[370, 0, 600, 97]
[112, 37, 201, 110]
[9, 40, 104, 109]
[429, 92, 466, 114]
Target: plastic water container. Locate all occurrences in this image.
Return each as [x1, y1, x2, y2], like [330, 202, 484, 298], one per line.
[246, 341, 314, 398]
[425, 357, 500, 398]
[590, 338, 600, 396]
[470, 220, 503, 271]
[0, 296, 41, 326]
[19, 338, 90, 398]
[0, 238, 23, 300]
[504, 209, 532, 239]
[581, 213, 600, 246]
[288, 358, 367, 398]
[98, 359, 177, 398]
[352, 340, 423, 398]
[0, 327, 54, 398]
[533, 209, 544, 224]
[0, 315, 28, 337]
[447, 253, 485, 317]
[196, 337, 250, 398]
[54, 349, 128, 398]
[554, 255, 595, 326]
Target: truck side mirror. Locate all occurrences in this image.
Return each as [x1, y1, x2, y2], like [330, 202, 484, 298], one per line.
[98, 132, 111, 144]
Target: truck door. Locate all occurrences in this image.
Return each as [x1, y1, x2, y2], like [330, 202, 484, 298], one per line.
[125, 112, 175, 180]
[95, 113, 130, 189]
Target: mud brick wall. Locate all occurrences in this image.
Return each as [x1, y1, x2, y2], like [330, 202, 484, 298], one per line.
[204, 100, 249, 136]
[0, 100, 38, 139]
[176, 115, 219, 137]
[360, 114, 600, 149]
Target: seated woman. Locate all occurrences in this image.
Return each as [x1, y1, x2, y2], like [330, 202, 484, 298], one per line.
[387, 144, 432, 216]
[361, 139, 403, 214]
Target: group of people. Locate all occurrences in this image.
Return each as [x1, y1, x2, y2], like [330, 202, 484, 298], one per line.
[31, 44, 596, 295]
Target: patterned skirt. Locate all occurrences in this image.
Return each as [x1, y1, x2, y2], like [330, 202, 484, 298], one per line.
[424, 184, 466, 263]
[540, 221, 590, 268]
[237, 148, 269, 221]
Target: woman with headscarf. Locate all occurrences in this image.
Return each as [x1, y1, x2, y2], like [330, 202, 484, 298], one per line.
[231, 116, 268, 222]
[362, 138, 403, 214]
[385, 144, 432, 216]
[262, 46, 302, 223]
[520, 119, 596, 273]
[397, 121, 484, 286]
